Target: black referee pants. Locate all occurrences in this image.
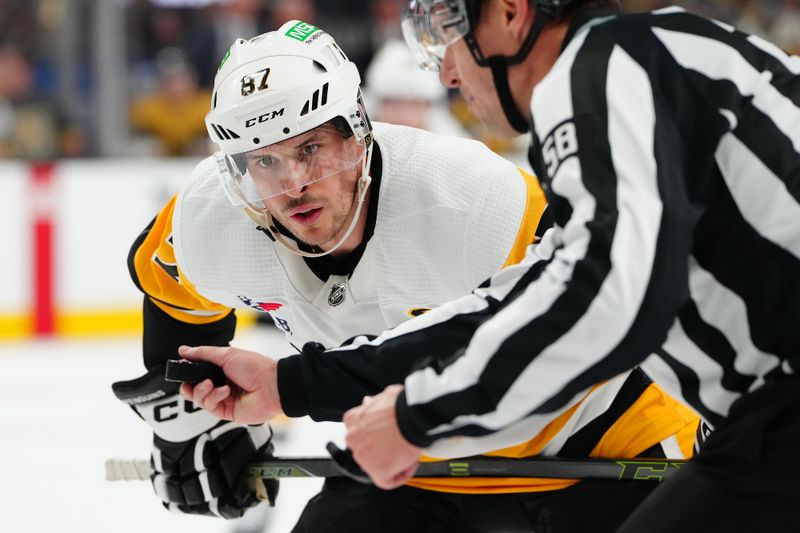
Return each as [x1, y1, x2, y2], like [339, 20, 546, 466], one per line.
[617, 375, 800, 533]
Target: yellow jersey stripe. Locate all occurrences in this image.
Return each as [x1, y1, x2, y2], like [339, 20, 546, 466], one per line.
[502, 168, 548, 268]
[131, 195, 232, 325]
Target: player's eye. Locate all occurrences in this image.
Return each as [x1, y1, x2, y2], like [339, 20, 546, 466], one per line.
[255, 154, 277, 168]
[299, 143, 320, 159]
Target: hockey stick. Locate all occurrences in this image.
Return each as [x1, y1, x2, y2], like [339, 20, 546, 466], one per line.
[106, 450, 686, 483]
[140, 361, 686, 484]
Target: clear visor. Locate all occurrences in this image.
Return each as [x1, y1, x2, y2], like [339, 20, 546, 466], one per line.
[217, 123, 366, 207]
[401, 0, 470, 71]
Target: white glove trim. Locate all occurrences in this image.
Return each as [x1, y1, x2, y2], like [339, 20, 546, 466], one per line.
[152, 473, 170, 503]
[198, 470, 213, 502]
[151, 446, 164, 474]
[208, 497, 221, 517]
[209, 420, 243, 440]
[193, 433, 211, 472]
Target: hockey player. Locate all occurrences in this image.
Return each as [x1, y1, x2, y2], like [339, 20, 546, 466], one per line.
[120, 20, 699, 533]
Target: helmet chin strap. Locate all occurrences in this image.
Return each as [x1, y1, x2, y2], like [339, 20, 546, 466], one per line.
[468, 9, 551, 134]
[243, 140, 374, 258]
[487, 57, 530, 134]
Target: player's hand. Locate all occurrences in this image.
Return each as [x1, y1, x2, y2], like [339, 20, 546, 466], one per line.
[112, 365, 278, 518]
[177, 345, 283, 424]
[343, 384, 422, 489]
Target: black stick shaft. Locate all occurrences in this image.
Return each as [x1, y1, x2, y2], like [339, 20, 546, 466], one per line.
[247, 455, 685, 482]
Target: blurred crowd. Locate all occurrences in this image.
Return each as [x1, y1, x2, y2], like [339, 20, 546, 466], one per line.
[0, 0, 798, 160]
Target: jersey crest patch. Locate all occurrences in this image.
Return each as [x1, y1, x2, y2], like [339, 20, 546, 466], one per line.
[237, 295, 283, 313]
[408, 307, 431, 317]
[327, 283, 346, 307]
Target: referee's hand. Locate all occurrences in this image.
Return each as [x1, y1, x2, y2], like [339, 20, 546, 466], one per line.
[178, 344, 283, 424]
[343, 384, 422, 489]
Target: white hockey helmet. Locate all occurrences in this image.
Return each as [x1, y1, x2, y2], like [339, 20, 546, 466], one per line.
[206, 20, 373, 206]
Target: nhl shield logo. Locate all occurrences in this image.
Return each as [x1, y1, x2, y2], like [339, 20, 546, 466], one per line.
[327, 283, 346, 307]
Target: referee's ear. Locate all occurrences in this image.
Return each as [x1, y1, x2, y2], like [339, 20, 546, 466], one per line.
[493, 0, 537, 44]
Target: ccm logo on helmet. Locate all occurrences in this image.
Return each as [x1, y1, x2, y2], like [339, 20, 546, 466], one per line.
[245, 108, 286, 128]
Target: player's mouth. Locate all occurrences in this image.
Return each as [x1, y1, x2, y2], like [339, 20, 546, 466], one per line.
[289, 206, 323, 225]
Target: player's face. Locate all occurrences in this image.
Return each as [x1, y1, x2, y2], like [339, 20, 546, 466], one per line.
[260, 126, 363, 251]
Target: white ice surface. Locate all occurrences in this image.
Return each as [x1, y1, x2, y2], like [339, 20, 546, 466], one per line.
[0, 326, 345, 533]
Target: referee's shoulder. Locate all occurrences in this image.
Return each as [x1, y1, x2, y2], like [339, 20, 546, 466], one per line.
[591, 7, 723, 40]
[565, 9, 711, 75]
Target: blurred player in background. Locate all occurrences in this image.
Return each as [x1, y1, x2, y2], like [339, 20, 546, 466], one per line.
[364, 38, 467, 137]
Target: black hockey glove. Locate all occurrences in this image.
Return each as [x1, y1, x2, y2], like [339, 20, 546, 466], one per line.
[112, 364, 278, 518]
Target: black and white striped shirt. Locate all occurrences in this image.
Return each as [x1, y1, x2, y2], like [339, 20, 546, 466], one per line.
[321, 7, 800, 451]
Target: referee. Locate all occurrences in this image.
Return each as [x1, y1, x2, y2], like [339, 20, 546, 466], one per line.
[181, 1, 800, 531]
[336, 1, 800, 531]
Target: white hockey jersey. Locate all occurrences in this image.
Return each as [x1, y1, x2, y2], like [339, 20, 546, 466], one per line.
[171, 123, 540, 348]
